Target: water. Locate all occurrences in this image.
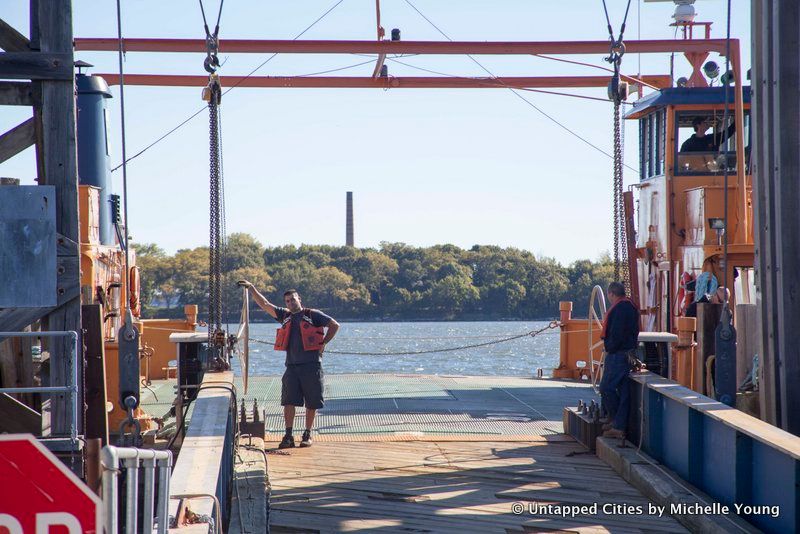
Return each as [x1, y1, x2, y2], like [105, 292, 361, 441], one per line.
[236, 321, 561, 376]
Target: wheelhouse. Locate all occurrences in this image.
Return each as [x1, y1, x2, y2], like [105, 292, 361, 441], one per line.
[625, 87, 753, 332]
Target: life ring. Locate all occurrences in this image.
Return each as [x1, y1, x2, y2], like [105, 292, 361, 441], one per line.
[129, 266, 141, 317]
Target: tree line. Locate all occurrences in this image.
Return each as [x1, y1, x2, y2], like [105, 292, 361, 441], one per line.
[133, 233, 615, 321]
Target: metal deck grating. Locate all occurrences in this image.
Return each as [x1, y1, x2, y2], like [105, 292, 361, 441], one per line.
[142, 374, 597, 440]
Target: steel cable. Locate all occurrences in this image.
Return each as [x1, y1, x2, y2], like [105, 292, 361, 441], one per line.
[247, 321, 560, 356]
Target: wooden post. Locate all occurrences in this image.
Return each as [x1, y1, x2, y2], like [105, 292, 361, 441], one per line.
[83, 304, 109, 445]
[14, 328, 35, 406]
[0, 339, 17, 391]
[695, 303, 721, 396]
[751, 0, 800, 434]
[30, 0, 82, 436]
[735, 304, 758, 389]
[85, 438, 103, 496]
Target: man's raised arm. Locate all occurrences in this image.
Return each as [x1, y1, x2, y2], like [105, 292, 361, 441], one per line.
[238, 280, 279, 319]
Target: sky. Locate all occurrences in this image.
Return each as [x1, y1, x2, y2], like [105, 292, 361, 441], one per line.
[1, 1, 751, 264]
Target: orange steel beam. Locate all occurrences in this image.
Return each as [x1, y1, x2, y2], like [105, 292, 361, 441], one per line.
[74, 38, 733, 56]
[97, 74, 672, 89]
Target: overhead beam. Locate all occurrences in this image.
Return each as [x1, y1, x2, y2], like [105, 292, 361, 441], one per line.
[0, 52, 72, 80]
[0, 17, 30, 52]
[98, 73, 672, 90]
[74, 37, 732, 56]
[0, 118, 35, 164]
[0, 81, 35, 105]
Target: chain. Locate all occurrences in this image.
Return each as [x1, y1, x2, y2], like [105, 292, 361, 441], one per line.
[613, 101, 621, 281]
[612, 100, 629, 290]
[207, 79, 226, 365]
[249, 321, 561, 356]
[604, 0, 633, 295]
[620, 112, 630, 294]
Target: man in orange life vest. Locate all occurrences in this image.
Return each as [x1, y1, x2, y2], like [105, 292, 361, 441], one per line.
[240, 281, 340, 448]
[599, 281, 640, 439]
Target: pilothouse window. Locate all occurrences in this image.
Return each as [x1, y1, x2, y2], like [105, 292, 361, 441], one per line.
[639, 110, 665, 180]
[675, 110, 750, 175]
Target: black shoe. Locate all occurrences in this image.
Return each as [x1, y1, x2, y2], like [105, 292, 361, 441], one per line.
[299, 430, 313, 447]
[278, 434, 295, 449]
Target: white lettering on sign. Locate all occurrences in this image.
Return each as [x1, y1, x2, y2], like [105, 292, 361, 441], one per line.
[0, 514, 23, 534]
[35, 512, 82, 534]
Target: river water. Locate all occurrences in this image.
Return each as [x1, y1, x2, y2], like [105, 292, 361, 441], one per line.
[236, 321, 561, 376]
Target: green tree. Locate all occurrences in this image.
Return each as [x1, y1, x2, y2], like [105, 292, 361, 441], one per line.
[132, 243, 175, 316]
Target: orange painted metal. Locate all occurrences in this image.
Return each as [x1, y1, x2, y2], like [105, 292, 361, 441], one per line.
[97, 73, 672, 89]
[74, 37, 733, 55]
[552, 302, 602, 380]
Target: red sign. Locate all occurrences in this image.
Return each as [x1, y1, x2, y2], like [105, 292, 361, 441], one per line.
[0, 434, 101, 534]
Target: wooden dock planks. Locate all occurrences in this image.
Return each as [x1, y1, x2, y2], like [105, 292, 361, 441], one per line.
[265, 440, 687, 533]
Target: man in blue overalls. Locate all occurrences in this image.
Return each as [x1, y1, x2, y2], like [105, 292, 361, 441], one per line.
[600, 281, 640, 439]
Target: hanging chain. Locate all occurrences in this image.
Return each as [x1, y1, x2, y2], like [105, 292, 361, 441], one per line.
[613, 101, 622, 281]
[603, 0, 633, 294]
[206, 77, 227, 368]
[620, 112, 629, 293]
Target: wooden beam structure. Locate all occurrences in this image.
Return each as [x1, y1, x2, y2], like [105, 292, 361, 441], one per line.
[0, 118, 36, 164]
[752, 0, 800, 434]
[0, 2, 83, 441]
[0, 17, 31, 52]
[0, 81, 35, 106]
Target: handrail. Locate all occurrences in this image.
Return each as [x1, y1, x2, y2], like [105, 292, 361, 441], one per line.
[236, 286, 250, 394]
[101, 445, 173, 534]
[0, 330, 78, 443]
[587, 286, 607, 393]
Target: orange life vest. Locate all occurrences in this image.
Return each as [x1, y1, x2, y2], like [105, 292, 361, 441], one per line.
[274, 308, 325, 352]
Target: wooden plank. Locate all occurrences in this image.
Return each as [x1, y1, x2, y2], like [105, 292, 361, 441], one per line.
[56, 232, 79, 256]
[169, 371, 234, 520]
[735, 304, 757, 388]
[14, 327, 34, 405]
[0, 339, 17, 388]
[0, 393, 41, 434]
[82, 304, 108, 445]
[0, 17, 30, 52]
[0, 52, 72, 80]
[35, 0, 81, 439]
[695, 303, 721, 395]
[0, 117, 35, 164]
[266, 441, 687, 533]
[0, 81, 34, 105]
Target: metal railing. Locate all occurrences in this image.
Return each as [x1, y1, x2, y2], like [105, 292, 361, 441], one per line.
[101, 445, 173, 534]
[0, 330, 78, 443]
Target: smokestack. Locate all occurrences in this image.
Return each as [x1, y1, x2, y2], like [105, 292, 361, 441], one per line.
[346, 191, 354, 247]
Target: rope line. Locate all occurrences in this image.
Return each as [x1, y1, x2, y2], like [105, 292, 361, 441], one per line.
[247, 321, 560, 356]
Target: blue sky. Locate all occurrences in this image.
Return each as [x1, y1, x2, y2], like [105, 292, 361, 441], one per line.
[1, 1, 751, 264]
